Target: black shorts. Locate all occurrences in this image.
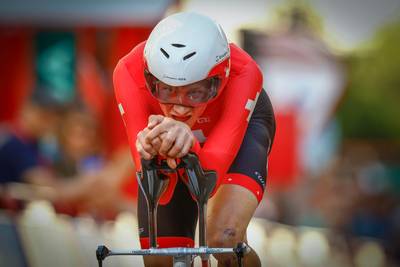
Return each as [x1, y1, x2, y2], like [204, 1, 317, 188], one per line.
[138, 89, 275, 248]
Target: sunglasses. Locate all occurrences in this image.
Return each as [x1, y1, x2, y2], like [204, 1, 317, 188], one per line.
[144, 71, 220, 107]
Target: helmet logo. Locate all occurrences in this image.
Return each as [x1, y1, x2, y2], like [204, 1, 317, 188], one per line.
[163, 75, 186, 81]
[216, 50, 228, 62]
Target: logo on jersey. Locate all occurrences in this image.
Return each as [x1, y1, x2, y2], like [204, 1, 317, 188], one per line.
[254, 171, 266, 189]
[197, 117, 210, 124]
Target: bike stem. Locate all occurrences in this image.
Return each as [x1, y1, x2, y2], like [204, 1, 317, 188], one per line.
[147, 200, 158, 248]
[198, 201, 210, 267]
[198, 202, 207, 247]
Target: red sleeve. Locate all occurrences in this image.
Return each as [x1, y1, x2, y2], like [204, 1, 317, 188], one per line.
[113, 59, 151, 170]
[198, 60, 263, 188]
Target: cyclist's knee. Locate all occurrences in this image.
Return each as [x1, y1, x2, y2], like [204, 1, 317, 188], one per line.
[208, 220, 246, 246]
[208, 227, 244, 262]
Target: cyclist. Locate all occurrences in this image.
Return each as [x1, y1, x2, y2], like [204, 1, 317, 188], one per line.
[114, 12, 275, 267]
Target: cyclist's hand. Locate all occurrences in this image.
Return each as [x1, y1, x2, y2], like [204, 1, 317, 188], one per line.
[145, 117, 194, 159]
[137, 129, 177, 168]
[136, 127, 158, 160]
[151, 133, 179, 169]
[146, 115, 165, 152]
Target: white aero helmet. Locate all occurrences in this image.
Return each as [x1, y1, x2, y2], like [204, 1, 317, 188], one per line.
[144, 12, 230, 106]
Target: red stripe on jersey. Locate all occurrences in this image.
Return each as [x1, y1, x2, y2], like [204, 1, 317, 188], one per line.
[223, 173, 264, 203]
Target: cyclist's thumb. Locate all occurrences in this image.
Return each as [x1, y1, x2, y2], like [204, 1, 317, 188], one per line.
[166, 158, 177, 169]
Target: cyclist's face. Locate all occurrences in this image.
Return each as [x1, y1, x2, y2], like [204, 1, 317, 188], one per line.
[160, 102, 207, 128]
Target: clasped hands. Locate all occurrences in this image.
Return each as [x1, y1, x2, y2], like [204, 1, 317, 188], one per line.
[136, 115, 195, 169]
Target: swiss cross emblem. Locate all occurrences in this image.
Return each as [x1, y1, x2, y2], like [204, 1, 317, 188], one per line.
[225, 59, 231, 77]
[225, 66, 230, 77]
[118, 103, 127, 126]
[118, 103, 125, 116]
[245, 92, 260, 122]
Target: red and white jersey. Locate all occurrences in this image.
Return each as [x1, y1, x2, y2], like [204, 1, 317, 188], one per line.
[114, 41, 263, 188]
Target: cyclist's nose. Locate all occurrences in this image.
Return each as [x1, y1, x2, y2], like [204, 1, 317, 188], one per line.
[175, 89, 188, 105]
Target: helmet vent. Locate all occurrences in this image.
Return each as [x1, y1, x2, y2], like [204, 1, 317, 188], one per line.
[183, 52, 196, 60]
[171, 43, 186, 48]
[160, 48, 170, 58]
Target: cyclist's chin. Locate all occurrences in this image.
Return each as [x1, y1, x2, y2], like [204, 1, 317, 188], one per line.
[183, 115, 198, 128]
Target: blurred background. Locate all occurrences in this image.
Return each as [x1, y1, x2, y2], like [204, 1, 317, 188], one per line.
[0, 0, 399, 266]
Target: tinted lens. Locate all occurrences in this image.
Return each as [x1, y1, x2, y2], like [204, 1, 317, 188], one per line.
[157, 83, 178, 102]
[144, 70, 220, 106]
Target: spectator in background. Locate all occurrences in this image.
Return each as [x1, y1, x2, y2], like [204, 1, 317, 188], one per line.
[51, 107, 134, 218]
[54, 108, 104, 177]
[0, 90, 61, 187]
[47, 105, 136, 219]
[0, 89, 135, 219]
